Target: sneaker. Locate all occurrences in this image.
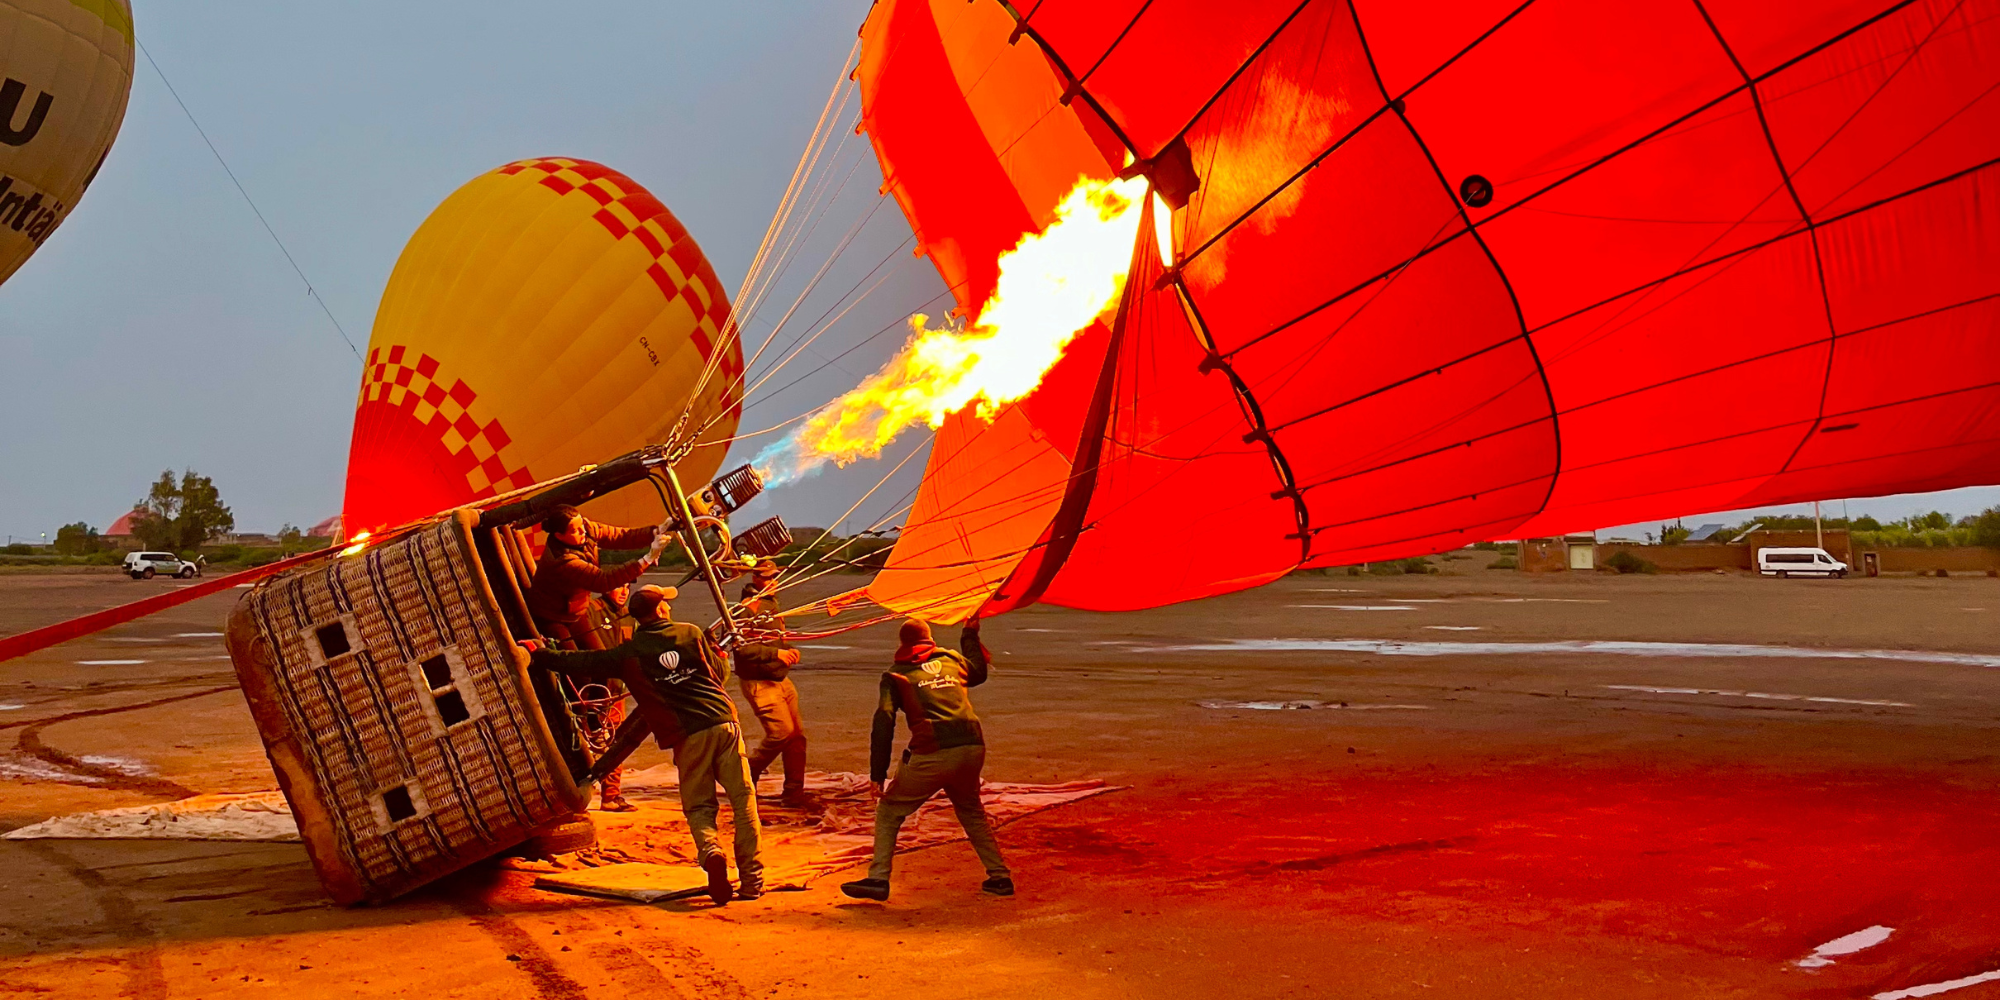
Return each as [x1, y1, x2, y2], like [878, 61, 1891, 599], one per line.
[840, 878, 890, 901]
[702, 854, 733, 906]
[598, 795, 638, 813]
[736, 874, 765, 901]
[981, 876, 1015, 897]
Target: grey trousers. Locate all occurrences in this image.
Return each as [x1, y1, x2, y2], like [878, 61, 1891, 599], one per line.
[676, 722, 762, 877]
[869, 743, 1009, 881]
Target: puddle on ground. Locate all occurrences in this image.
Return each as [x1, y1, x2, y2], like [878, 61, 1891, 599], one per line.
[1140, 638, 2000, 668]
[1607, 685, 1911, 707]
[1290, 605, 1418, 611]
[1798, 924, 1893, 968]
[1874, 968, 2000, 999]
[1198, 700, 1430, 711]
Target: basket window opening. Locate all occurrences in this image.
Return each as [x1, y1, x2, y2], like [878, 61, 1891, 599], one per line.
[420, 654, 452, 690]
[381, 785, 416, 823]
[434, 690, 471, 727]
[315, 622, 351, 659]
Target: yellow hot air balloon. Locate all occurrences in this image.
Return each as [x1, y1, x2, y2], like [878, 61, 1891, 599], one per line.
[0, 0, 134, 285]
[342, 158, 743, 535]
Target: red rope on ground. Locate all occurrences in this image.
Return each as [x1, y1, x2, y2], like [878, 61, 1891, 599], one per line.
[0, 548, 339, 664]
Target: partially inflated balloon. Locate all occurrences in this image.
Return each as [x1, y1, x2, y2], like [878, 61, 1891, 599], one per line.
[857, 0, 2000, 620]
[342, 158, 742, 535]
[0, 0, 134, 284]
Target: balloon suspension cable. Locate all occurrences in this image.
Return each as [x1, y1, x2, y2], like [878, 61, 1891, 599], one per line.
[138, 41, 361, 362]
[679, 39, 864, 424]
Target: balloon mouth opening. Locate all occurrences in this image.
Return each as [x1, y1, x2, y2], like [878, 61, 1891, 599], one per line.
[755, 173, 1157, 489]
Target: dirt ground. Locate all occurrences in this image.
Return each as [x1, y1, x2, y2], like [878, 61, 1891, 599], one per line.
[2, 561, 1997, 999]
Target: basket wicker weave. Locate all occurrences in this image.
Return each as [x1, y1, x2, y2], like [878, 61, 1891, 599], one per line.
[226, 510, 587, 904]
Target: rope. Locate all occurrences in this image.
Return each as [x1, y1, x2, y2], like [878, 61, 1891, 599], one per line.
[138, 41, 360, 361]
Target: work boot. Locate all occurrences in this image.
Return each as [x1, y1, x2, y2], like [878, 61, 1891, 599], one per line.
[840, 878, 890, 901]
[736, 872, 765, 901]
[598, 795, 637, 813]
[981, 876, 1015, 897]
[779, 789, 813, 810]
[702, 854, 733, 906]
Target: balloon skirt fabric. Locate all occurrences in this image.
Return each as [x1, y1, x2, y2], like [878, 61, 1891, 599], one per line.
[858, 0, 2000, 619]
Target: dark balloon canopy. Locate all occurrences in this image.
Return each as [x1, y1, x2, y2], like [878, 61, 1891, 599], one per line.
[854, 0, 2000, 621]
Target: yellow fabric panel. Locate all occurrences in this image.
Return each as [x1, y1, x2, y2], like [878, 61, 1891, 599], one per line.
[0, 0, 134, 284]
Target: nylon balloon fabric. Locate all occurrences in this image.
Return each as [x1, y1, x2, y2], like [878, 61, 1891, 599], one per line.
[857, 0, 2000, 620]
[0, 0, 134, 285]
[341, 158, 741, 536]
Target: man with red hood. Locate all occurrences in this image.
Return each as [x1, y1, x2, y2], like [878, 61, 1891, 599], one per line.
[841, 618, 1012, 901]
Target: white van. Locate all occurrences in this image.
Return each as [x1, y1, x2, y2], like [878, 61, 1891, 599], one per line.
[1756, 547, 1848, 579]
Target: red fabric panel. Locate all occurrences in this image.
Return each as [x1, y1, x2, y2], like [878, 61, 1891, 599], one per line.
[1178, 0, 1385, 261]
[1399, 0, 1741, 220]
[1477, 92, 1804, 330]
[1080, 0, 1304, 158]
[866, 321, 1118, 622]
[1701, 0, 1914, 78]
[1760, 0, 2000, 221]
[860, 0, 2000, 618]
[1025, 1, 1152, 84]
[857, 0, 1037, 310]
[1028, 208, 1298, 611]
[1744, 164, 2000, 504]
[1519, 234, 1831, 534]
[1351, 0, 1529, 97]
[1184, 115, 1454, 349]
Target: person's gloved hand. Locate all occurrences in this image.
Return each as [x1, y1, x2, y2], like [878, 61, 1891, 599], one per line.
[518, 638, 545, 653]
[778, 648, 802, 667]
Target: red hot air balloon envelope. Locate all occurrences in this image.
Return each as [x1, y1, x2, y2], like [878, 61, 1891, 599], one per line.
[857, 0, 2000, 622]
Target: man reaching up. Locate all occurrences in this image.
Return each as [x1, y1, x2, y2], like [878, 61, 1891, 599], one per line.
[842, 618, 1012, 901]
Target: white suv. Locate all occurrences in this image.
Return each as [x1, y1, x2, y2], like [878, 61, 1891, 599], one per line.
[123, 551, 199, 580]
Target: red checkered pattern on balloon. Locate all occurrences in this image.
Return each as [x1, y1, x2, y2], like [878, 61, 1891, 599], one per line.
[359, 345, 538, 498]
[496, 158, 744, 415]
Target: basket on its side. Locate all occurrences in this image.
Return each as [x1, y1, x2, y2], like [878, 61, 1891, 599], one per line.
[226, 510, 588, 904]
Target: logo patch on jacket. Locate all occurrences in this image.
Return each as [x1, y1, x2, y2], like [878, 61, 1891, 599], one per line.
[654, 649, 696, 685]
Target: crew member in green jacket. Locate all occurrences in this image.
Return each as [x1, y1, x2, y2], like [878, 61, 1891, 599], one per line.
[527, 584, 763, 904]
[733, 567, 808, 806]
[841, 618, 1013, 901]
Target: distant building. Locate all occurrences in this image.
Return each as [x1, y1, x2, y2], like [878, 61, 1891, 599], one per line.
[309, 514, 342, 540]
[103, 508, 147, 550]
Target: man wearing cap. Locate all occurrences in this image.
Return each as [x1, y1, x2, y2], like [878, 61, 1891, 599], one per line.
[526, 584, 764, 904]
[732, 565, 809, 807]
[527, 504, 672, 651]
[841, 618, 1013, 901]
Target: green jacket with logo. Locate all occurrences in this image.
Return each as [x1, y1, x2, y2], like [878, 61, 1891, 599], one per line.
[531, 618, 735, 747]
[870, 635, 989, 782]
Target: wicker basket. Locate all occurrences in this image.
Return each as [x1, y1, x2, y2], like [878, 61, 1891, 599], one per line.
[226, 510, 588, 904]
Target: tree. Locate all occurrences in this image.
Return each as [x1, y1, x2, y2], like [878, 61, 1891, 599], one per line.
[131, 469, 234, 552]
[1852, 515, 1882, 531]
[1970, 506, 2000, 550]
[53, 521, 101, 556]
[277, 522, 304, 554]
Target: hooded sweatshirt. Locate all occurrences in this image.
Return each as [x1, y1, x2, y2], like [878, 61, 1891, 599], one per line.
[869, 632, 989, 782]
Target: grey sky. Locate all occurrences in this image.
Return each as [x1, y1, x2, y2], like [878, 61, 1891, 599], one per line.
[0, 3, 1991, 546]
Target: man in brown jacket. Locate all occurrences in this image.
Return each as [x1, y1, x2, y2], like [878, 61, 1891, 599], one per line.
[527, 504, 670, 650]
[732, 568, 807, 806]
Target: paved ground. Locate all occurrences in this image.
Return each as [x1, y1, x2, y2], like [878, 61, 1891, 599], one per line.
[1, 563, 1996, 999]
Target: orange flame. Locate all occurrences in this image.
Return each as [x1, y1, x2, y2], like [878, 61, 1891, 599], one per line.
[757, 174, 1151, 484]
